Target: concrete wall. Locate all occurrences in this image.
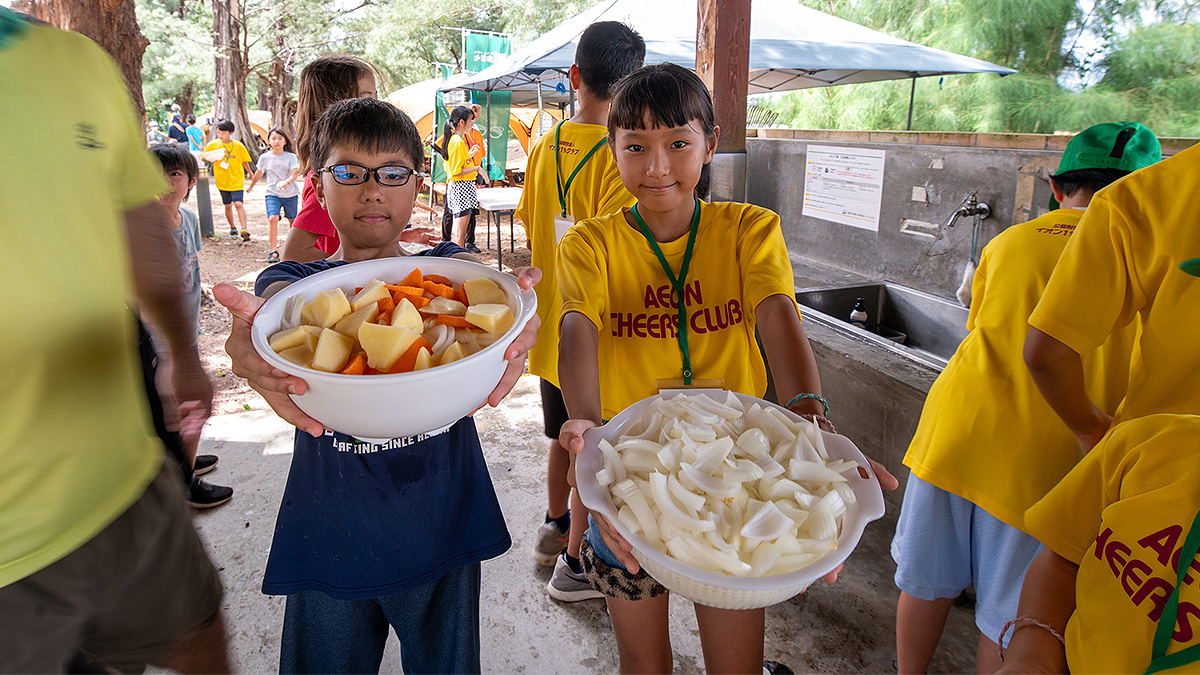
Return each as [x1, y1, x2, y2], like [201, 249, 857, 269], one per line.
[747, 129, 1195, 298]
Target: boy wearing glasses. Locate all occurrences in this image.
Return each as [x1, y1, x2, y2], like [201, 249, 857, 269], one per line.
[212, 98, 540, 672]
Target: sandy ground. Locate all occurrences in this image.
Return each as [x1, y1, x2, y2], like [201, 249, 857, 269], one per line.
[192, 177, 532, 416]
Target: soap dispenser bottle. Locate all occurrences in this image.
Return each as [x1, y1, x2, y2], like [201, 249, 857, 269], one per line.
[850, 297, 868, 328]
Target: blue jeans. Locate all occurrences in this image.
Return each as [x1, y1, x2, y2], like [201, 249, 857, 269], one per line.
[280, 563, 482, 674]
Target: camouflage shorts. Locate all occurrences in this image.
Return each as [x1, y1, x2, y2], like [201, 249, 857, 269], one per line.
[579, 537, 668, 601]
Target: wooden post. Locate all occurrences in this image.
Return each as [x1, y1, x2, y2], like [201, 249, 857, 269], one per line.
[696, 0, 751, 153]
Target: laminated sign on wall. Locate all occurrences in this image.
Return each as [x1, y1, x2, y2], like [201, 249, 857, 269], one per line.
[802, 145, 886, 231]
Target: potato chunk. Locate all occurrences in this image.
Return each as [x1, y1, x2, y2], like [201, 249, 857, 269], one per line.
[350, 279, 390, 312]
[269, 325, 321, 352]
[358, 322, 421, 371]
[438, 341, 468, 365]
[332, 304, 379, 339]
[413, 347, 433, 371]
[465, 303, 515, 334]
[278, 344, 314, 368]
[311, 328, 355, 372]
[302, 289, 352, 328]
[462, 277, 507, 306]
[391, 298, 423, 332]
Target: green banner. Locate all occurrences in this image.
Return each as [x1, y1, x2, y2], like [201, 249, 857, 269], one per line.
[463, 32, 510, 75]
[471, 90, 511, 180]
[463, 32, 512, 180]
[431, 64, 454, 184]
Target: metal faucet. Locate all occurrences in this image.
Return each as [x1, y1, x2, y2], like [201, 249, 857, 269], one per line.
[943, 191, 991, 228]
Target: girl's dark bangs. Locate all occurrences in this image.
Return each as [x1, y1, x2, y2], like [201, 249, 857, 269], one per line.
[610, 67, 711, 131]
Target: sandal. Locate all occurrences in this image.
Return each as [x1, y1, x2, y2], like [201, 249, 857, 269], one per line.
[267, 250, 280, 263]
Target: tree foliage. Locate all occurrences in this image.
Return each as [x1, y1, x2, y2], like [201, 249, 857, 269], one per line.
[769, 0, 1200, 135]
[138, 0, 588, 130]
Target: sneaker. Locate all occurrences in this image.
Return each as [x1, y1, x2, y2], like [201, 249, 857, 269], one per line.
[465, 243, 482, 254]
[193, 454, 219, 476]
[546, 554, 603, 602]
[187, 478, 233, 510]
[240, 229, 251, 242]
[531, 520, 569, 566]
[229, 227, 238, 238]
[764, 661, 795, 675]
[267, 250, 280, 263]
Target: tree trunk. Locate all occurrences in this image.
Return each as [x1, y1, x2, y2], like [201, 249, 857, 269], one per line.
[13, 0, 150, 122]
[178, 81, 195, 119]
[212, 0, 257, 159]
[268, 14, 295, 138]
[257, 75, 269, 111]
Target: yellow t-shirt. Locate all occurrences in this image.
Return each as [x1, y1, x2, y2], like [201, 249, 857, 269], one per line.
[515, 121, 634, 385]
[904, 209, 1135, 531]
[1030, 142, 1200, 420]
[558, 201, 798, 419]
[447, 134, 472, 183]
[0, 19, 165, 587]
[1026, 414, 1200, 674]
[203, 138, 251, 191]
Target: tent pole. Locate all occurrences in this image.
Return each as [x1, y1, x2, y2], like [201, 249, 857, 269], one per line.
[486, 89, 493, 180]
[907, 76, 916, 131]
[534, 82, 544, 145]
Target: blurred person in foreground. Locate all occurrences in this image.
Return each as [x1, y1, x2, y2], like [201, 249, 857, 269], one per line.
[0, 8, 228, 671]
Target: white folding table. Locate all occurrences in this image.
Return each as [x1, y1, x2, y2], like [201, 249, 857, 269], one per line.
[475, 187, 523, 269]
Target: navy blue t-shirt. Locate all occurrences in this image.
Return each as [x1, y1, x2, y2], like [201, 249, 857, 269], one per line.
[255, 244, 512, 600]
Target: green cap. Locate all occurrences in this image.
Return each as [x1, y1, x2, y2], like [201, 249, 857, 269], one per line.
[1049, 121, 1161, 209]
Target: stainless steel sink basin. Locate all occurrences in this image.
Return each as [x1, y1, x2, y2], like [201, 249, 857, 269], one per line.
[795, 283, 969, 370]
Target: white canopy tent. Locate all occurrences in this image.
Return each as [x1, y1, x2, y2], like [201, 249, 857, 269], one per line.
[442, 0, 1015, 125]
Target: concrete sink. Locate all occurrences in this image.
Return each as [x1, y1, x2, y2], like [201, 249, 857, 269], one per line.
[795, 283, 969, 370]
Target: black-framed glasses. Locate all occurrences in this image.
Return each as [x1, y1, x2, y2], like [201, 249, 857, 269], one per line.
[317, 163, 420, 187]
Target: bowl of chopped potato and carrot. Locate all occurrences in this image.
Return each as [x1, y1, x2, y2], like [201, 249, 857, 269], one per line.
[250, 257, 536, 441]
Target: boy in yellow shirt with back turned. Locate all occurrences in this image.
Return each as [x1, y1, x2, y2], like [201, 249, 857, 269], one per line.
[515, 20, 645, 602]
[892, 122, 1161, 672]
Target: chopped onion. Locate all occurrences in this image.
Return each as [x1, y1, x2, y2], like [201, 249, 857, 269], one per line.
[593, 393, 856, 578]
[692, 437, 736, 474]
[613, 478, 659, 541]
[680, 462, 740, 498]
[597, 439, 626, 484]
[667, 473, 707, 512]
[740, 501, 793, 540]
[650, 472, 714, 532]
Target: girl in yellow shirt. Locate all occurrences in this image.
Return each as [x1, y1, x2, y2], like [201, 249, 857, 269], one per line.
[437, 105, 486, 248]
[557, 63, 896, 674]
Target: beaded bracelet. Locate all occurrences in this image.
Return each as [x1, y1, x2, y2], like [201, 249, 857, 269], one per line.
[997, 617, 1065, 662]
[784, 392, 829, 416]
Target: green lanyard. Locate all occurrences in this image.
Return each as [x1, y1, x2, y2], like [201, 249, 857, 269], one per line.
[630, 199, 701, 385]
[1146, 508, 1200, 673]
[554, 122, 609, 217]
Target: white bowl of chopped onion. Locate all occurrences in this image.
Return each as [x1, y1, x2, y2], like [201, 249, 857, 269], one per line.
[575, 389, 885, 610]
[250, 256, 537, 442]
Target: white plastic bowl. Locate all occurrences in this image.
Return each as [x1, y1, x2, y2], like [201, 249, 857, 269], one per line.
[201, 148, 225, 162]
[251, 256, 537, 442]
[575, 389, 886, 610]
